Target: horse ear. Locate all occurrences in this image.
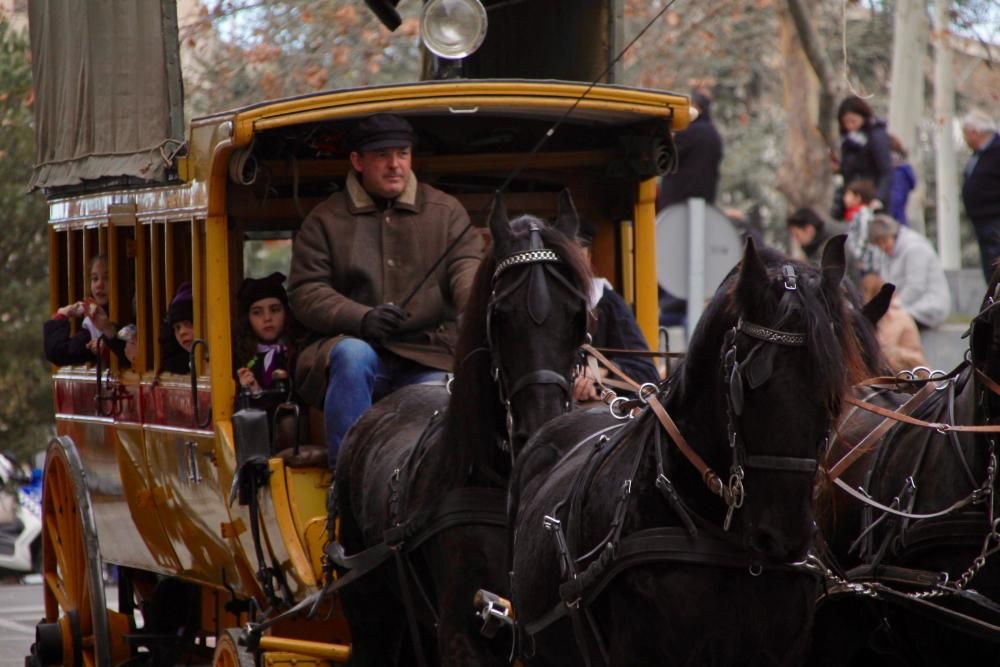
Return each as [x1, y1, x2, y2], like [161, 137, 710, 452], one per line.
[736, 236, 768, 299]
[862, 283, 894, 325]
[488, 192, 512, 256]
[552, 189, 580, 241]
[820, 235, 848, 292]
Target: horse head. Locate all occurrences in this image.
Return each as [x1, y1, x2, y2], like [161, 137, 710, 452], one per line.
[683, 235, 856, 560]
[484, 191, 592, 456]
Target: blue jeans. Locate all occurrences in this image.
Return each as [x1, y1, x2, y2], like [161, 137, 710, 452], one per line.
[324, 338, 446, 467]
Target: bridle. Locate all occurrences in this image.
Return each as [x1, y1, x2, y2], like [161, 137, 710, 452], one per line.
[486, 222, 589, 452]
[718, 264, 824, 528]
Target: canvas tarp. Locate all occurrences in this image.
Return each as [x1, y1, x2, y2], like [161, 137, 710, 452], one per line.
[28, 0, 185, 191]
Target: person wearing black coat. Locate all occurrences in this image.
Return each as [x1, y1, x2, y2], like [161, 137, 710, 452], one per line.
[961, 109, 1000, 282]
[834, 96, 893, 219]
[657, 88, 723, 211]
[574, 220, 659, 402]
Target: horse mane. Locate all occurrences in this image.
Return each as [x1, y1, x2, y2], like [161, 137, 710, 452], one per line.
[676, 250, 861, 417]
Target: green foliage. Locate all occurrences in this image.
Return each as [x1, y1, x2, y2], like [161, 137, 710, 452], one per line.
[0, 19, 55, 462]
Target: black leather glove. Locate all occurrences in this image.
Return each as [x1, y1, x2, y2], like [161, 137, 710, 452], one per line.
[360, 304, 406, 342]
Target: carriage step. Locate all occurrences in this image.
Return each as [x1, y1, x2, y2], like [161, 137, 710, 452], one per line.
[474, 589, 515, 638]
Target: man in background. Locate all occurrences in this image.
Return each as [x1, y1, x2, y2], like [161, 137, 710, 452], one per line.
[657, 86, 723, 211]
[961, 109, 1000, 283]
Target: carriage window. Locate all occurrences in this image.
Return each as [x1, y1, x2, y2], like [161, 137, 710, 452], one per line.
[243, 235, 293, 278]
[149, 220, 196, 374]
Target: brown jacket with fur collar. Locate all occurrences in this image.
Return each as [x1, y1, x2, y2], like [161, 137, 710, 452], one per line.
[288, 170, 482, 407]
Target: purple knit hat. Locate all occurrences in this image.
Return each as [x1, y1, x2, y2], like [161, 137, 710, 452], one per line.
[167, 282, 194, 326]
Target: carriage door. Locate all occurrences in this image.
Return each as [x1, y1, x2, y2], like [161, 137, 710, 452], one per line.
[141, 217, 241, 587]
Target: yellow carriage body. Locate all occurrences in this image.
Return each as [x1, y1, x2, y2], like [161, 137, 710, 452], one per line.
[41, 80, 689, 664]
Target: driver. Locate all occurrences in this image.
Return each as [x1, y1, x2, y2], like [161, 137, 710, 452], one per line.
[288, 113, 482, 467]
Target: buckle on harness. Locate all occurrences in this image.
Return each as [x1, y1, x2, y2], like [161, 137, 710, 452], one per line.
[474, 589, 514, 639]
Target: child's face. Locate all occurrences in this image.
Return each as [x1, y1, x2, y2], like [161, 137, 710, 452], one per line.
[843, 189, 861, 208]
[248, 298, 286, 343]
[173, 320, 195, 352]
[90, 259, 109, 306]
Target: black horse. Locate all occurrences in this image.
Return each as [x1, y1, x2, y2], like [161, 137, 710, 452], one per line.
[810, 276, 1000, 666]
[332, 195, 592, 666]
[509, 237, 863, 666]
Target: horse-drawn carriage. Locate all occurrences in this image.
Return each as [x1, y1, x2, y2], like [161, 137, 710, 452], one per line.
[29, 79, 692, 666]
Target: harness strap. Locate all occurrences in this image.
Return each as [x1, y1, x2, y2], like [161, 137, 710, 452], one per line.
[745, 455, 817, 472]
[844, 393, 1000, 433]
[523, 526, 816, 641]
[508, 369, 570, 399]
[831, 477, 980, 520]
[856, 359, 969, 388]
[828, 383, 937, 480]
[646, 395, 724, 496]
[580, 343, 643, 394]
[822, 581, 1000, 643]
[975, 368, 1000, 398]
[395, 547, 430, 667]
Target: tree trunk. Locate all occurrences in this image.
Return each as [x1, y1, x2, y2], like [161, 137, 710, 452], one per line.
[777, 2, 836, 215]
[888, 0, 929, 233]
[932, 0, 960, 269]
[785, 0, 839, 150]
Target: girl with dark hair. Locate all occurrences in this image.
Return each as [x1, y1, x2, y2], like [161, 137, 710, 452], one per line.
[834, 95, 893, 218]
[233, 272, 298, 395]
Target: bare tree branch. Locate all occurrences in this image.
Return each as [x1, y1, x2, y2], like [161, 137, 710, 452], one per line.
[785, 0, 838, 149]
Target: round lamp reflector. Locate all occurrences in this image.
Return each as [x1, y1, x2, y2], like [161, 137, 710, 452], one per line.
[420, 0, 488, 60]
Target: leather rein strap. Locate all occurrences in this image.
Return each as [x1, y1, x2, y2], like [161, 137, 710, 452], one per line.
[580, 343, 724, 495]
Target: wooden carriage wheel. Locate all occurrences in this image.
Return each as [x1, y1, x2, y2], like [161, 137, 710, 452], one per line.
[213, 629, 255, 667]
[38, 437, 129, 667]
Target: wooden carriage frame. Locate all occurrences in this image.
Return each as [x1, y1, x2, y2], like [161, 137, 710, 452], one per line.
[36, 80, 690, 666]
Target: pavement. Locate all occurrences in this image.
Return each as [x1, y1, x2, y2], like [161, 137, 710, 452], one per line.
[920, 322, 970, 372]
[0, 582, 45, 667]
[0, 582, 120, 667]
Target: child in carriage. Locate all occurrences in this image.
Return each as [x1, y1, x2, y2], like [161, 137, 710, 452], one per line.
[233, 272, 298, 396]
[44, 254, 128, 366]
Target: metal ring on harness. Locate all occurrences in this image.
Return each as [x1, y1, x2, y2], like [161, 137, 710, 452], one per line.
[928, 368, 951, 391]
[609, 397, 632, 420]
[638, 383, 659, 403]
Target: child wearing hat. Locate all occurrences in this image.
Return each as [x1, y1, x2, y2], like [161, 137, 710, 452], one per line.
[234, 272, 298, 395]
[159, 282, 196, 374]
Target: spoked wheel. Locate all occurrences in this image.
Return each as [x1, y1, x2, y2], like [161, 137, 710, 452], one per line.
[213, 629, 254, 667]
[31, 437, 129, 667]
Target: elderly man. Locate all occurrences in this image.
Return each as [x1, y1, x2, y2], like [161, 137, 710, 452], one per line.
[868, 214, 951, 329]
[961, 109, 1000, 283]
[288, 114, 482, 467]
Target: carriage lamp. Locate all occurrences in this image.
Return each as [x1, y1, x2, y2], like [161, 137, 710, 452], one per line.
[420, 0, 488, 60]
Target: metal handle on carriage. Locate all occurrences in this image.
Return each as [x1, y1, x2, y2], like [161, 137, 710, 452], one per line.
[190, 339, 212, 429]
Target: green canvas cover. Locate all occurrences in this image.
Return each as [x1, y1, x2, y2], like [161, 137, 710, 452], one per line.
[27, 0, 184, 191]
